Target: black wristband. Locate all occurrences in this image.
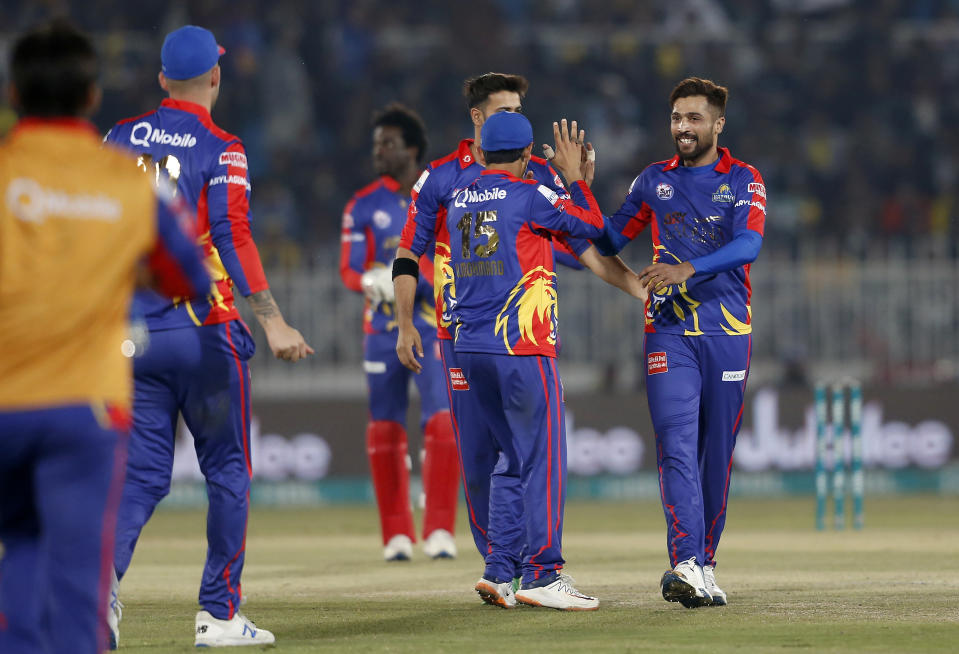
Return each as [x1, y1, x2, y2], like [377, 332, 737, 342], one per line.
[392, 257, 420, 281]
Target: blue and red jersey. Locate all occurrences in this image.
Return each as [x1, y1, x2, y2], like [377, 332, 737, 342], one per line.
[599, 147, 766, 336]
[105, 98, 268, 330]
[339, 175, 436, 334]
[443, 171, 604, 357]
[398, 138, 581, 341]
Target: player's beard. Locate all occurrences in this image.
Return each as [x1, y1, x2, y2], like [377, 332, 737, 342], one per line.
[674, 132, 713, 164]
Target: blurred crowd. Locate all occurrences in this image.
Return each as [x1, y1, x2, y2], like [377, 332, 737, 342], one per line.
[2, 0, 958, 268]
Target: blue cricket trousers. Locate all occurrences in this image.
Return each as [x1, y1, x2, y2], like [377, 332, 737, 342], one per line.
[455, 351, 567, 585]
[0, 404, 128, 654]
[365, 327, 447, 425]
[113, 320, 254, 620]
[645, 331, 751, 569]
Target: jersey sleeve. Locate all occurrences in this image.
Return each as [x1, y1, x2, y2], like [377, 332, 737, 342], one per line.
[148, 190, 210, 298]
[205, 141, 269, 297]
[732, 167, 767, 237]
[527, 180, 604, 240]
[338, 196, 374, 293]
[398, 168, 439, 256]
[688, 168, 766, 275]
[552, 236, 587, 270]
[592, 174, 653, 256]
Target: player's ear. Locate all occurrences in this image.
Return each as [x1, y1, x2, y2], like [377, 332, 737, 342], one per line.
[158, 72, 169, 92]
[470, 106, 483, 128]
[210, 65, 221, 88]
[716, 115, 725, 135]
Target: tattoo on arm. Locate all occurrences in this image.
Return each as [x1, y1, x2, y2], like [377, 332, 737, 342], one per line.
[248, 289, 280, 321]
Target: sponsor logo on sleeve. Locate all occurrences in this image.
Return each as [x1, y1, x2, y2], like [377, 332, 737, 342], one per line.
[208, 174, 251, 191]
[734, 199, 766, 214]
[537, 184, 560, 206]
[449, 368, 470, 390]
[747, 182, 766, 199]
[219, 151, 248, 169]
[647, 352, 668, 375]
[413, 170, 430, 193]
[130, 121, 197, 148]
[711, 183, 735, 204]
[722, 370, 747, 382]
[553, 173, 566, 190]
[342, 213, 354, 229]
[656, 183, 674, 200]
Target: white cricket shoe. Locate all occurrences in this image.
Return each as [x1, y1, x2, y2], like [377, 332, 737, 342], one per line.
[194, 610, 275, 647]
[702, 565, 727, 606]
[422, 529, 457, 559]
[515, 574, 599, 611]
[474, 577, 517, 609]
[383, 534, 413, 561]
[660, 556, 713, 608]
[107, 568, 122, 650]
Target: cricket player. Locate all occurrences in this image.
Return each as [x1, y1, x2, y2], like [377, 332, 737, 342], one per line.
[595, 77, 766, 608]
[103, 25, 312, 646]
[340, 103, 459, 561]
[0, 21, 209, 654]
[393, 73, 584, 583]
[435, 112, 644, 610]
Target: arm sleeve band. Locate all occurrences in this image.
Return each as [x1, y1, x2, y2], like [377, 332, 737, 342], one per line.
[392, 257, 420, 281]
[688, 230, 763, 275]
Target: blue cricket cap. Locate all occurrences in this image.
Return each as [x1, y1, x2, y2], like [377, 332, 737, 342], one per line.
[481, 112, 534, 152]
[161, 26, 226, 81]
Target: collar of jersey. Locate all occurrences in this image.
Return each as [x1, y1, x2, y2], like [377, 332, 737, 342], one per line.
[480, 169, 521, 183]
[458, 139, 480, 169]
[380, 175, 401, 192]
[12, 117, 98, 137]
[160, 97, 213, 121]
[662, 146, 732, 174]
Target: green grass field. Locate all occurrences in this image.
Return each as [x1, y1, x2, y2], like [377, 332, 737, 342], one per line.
[115, 496, 959, 653]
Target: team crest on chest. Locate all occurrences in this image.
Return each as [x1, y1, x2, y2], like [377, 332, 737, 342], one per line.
[373, 209, 391, 229]
[711, 183, 735, 204]
[656, 183, 674, 200]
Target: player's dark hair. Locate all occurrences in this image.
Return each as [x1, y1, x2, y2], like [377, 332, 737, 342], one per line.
[372, 102, 429, 165]
[463, 72, 529, 110]
[10, 19, 99, 118]
[669, 77, 728, 117]
[481, 147, 525, 164]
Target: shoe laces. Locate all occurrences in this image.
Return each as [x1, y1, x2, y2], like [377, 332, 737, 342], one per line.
[555, 574, 585, 596]
[702, 566, 717, 588]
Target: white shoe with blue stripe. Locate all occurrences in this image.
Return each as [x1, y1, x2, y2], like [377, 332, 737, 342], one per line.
[194, 610, 275, 647]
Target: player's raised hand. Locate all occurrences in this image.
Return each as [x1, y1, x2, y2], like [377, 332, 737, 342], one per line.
[545, 118, 585, 184]
[396, 324, 424, 373]
[638, 261, 695, 296]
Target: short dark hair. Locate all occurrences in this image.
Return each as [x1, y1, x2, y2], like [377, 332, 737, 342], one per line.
[372, 102, 429, 165]
[669, 77, 728, 116]
[463, 72, 529, 110]
[10, 19, 99, 118]
[481, 147, 525, 164]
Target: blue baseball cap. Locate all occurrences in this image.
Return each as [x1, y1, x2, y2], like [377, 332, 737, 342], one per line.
[161, 26, 226, 80]
[481, 112, 534, 152]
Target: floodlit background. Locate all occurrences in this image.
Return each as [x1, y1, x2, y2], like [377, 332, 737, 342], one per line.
[1, 0, 956, 499]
